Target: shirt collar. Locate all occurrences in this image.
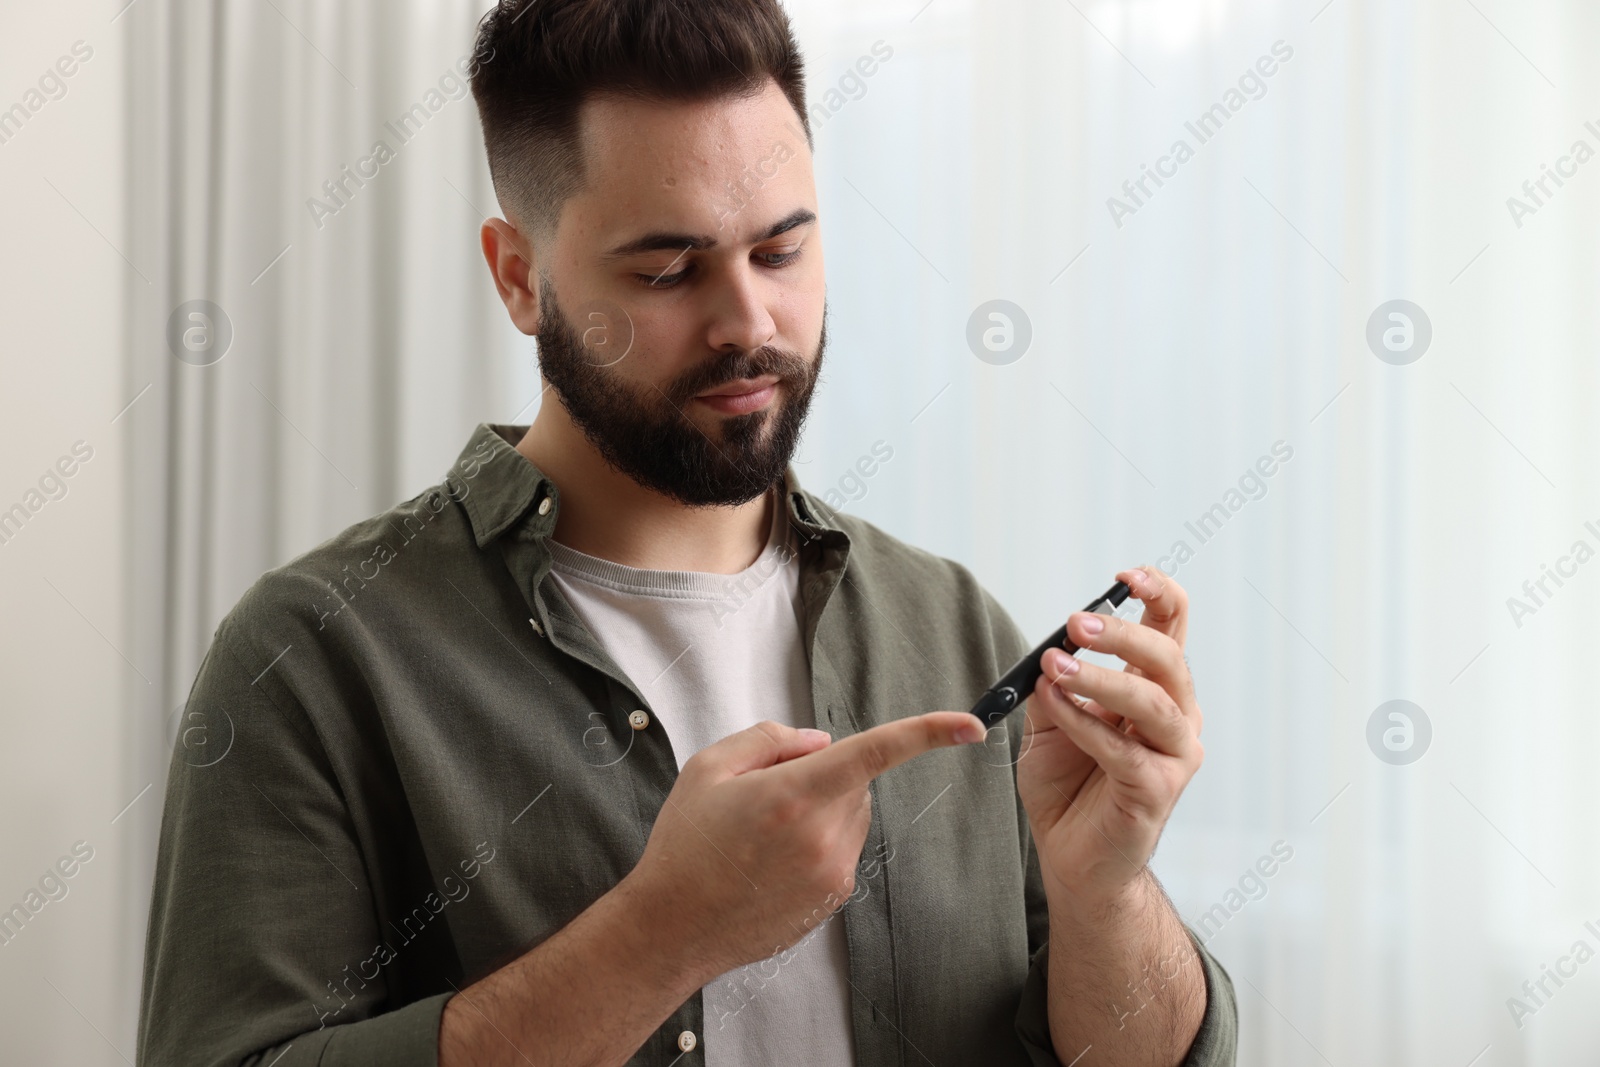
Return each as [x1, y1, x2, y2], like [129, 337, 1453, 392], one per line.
[449, 422, 843, 552]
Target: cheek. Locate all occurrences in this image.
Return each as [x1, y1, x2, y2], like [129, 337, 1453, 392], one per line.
[613, 306, 702, 386]
[769, 252, 827, 347]
[799, 237, 826, 299]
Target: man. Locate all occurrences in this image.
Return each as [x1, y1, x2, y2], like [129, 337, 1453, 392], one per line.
[137, 0, 1238, 1064]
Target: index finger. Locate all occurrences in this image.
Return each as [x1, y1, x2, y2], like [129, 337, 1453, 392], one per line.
[798, 711, 985, 797]
[1117, 564, 1188, 648]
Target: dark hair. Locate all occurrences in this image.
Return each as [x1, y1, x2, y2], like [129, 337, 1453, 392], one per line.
[468, 0, 811, 236]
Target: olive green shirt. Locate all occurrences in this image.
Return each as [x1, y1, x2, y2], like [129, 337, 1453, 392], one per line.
[137, 422, 1238, 1066]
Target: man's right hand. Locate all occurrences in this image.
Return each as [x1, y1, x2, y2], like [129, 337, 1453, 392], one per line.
[625, 711, 987, 981]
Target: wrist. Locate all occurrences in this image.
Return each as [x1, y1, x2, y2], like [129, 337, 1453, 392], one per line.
[610, 865, 727, 995]
[1043, 863, 1157, 930]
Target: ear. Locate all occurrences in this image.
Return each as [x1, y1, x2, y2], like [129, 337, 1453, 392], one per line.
[481, 217, 541, 335]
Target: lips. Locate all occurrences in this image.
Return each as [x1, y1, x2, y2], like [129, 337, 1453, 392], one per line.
[694, 375, 780, 415]
[696, 375, 781, 398]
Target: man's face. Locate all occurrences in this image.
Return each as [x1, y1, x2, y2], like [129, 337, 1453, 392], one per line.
[533, 79, 826, 507]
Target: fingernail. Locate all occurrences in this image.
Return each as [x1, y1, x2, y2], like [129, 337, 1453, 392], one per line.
[956, 721, 986, 744]
[1078, 613, 1104, 635]
[800, 728, 831, 743]
[1045, 648, 1080, 676]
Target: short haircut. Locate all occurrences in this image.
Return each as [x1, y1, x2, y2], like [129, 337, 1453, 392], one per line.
[468, 0, 812, 238]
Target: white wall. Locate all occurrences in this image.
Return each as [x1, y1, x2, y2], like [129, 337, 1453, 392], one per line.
[0, 4, 130, 1064]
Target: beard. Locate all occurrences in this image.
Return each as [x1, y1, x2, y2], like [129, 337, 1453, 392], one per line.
[534, 276, 826, 507]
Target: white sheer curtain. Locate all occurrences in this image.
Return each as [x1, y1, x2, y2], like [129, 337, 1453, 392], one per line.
[783, 0, 1600, 1063]
[116, 0, 530, 1045]
[86, 0, 1600, 1063]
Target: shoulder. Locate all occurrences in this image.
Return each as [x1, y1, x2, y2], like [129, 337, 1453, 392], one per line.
[215, 481, 476, 667]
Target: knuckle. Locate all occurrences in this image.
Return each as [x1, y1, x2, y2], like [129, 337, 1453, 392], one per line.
[1153, 693, 1184, 727]
[752, 719, 787, 745]
[858, 740, 890, 781]
[1127, 737, 1160, 773]
[799, 831, 833, 872]
[775, 790, 809, 828]
[761, 786, 807, 831]
[1134, 765, 1170, 802]
[1106, 728, 1145, 767]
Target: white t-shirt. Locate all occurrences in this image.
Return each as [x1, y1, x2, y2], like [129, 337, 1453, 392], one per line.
[545, 489, 857, 1066]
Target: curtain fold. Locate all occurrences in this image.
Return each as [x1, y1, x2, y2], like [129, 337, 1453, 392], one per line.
[119, 0, 522, 1035]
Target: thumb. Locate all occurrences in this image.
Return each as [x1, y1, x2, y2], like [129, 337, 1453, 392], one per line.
[705, 720, 832, 777]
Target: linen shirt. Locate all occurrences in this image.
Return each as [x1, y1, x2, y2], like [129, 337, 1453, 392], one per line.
[136, 422, 1239, 1066]
[546, 490, 857, 1064]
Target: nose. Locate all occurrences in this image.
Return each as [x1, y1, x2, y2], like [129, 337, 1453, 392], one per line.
[704, 262, 777, 354]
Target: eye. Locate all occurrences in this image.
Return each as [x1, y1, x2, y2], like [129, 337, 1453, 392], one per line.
[636, 264, 693, 289]
[756, 248, 802, 268]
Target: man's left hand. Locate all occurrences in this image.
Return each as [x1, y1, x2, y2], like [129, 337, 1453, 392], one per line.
[1013, 564, 1205, 912]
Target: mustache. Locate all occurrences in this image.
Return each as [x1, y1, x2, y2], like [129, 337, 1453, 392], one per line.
[667, 346, 814, 405]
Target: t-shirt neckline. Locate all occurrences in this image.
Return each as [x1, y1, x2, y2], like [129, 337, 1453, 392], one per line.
[546, 487, 791, 600]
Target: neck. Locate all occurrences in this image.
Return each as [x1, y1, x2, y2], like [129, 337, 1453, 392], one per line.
[514, 401, 776, 574]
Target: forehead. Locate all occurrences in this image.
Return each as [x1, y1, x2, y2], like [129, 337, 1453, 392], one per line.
[561, 79, 813, 246]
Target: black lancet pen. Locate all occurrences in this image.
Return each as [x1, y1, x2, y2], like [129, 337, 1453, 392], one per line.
[968, 580, 1132, 727]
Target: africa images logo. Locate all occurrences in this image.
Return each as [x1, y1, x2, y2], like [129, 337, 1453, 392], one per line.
[1106, 40, 1295, 229]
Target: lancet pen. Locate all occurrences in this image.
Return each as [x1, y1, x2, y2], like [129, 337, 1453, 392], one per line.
[968, 580, 1133, 727]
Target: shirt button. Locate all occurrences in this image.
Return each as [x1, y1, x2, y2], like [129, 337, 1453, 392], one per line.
[677, 1030, 697, 1052]
[537, 496, 553, 516]
[628, 709, 650, 731]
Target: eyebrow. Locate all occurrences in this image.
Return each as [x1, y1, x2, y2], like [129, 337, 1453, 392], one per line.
[602, 208, 817, 259]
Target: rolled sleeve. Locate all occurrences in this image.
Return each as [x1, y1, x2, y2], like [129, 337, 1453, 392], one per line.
[261, 993, 452, 1067]
[1013, 925, 1239, 1067]
[136, 619, 449, 1067]
[1173, 929, 1239, 1066]
[1013, 940, 1063, 1067]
